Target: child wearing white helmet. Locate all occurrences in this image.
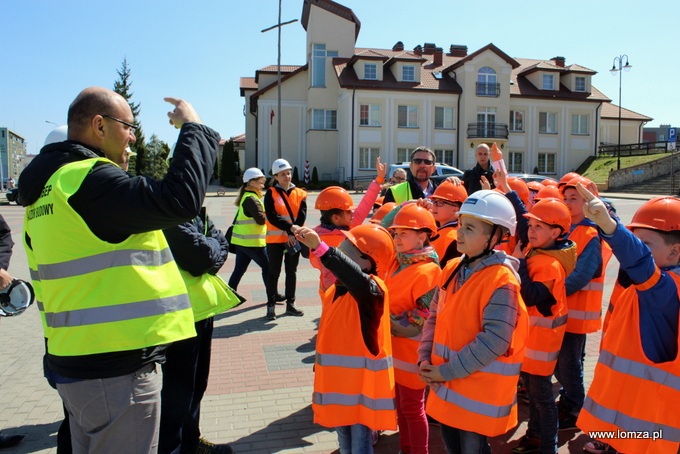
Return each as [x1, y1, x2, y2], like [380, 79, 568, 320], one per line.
[264, 159, 307, 320]
[418, 190, 529, 454]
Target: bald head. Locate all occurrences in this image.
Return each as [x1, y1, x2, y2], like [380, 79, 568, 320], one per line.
[67, 87, 128, 139]
[475, 144, 490, 169]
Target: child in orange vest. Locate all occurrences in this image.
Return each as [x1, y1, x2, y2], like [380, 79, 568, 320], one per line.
[385, 204, 442, 454]
[296, 224, 397, 454]
[575, 186, 680, 454]
[418, 190, 529, 454]
[429, 181, 467, 268]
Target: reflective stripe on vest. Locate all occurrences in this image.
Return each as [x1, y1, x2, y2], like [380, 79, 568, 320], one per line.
[431, 383, 515, 419]
[316, 352, 393, 372]
[529, 313, 568, 329]
[568, 308, 601, 321]
[30, 248, 174, 281]
[434, 343, 523, 377]
[393, 357, 419, 374]
[313, 392, 396, 412]
[598, 350, 680, 391]
[581, 281, 604, 292]
[524, 347, 559, 363]
[265, 187, 305, 244]
[23, 158, 195, 356]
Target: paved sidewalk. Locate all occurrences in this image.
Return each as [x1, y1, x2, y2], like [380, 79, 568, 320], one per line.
[0, 189, 634, 454]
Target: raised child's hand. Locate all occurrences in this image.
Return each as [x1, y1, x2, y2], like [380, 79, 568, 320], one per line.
[376, 157, 386, 180]
[295, 227, 321, 249]
[576, 183, 617, 235]
[481, 176, 491, 191]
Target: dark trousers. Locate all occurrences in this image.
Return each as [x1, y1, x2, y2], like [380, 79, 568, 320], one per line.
[522, 371, 558, 454]
[265, 242, 299, 303]
[228, 245, 269, 291]
[555, 331, 587, 415]
[159, 317, 214, 454]
[440, 424, 491, 454]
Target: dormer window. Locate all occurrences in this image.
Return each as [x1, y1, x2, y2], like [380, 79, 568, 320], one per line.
[543, 73, 555, 90]
[477, 67, 499, 97]
[575, 76, 586, 92]
[364, 63, 377, 80]
[403, 65, 415, 82]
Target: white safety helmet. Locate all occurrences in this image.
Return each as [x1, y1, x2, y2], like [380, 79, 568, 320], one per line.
[243, 167, 265, 182]
[126, 147, 137, 158]
[0, 279, 35, 317]
[458, 190, 517, 236]
[271, 158, 292, 176]
[44, 125, 68, 146]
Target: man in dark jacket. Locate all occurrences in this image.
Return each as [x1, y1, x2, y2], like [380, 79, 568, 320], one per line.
[19, 87, 219, 453]
[462, 144, 496, 194]
[384, 146, 441, 204]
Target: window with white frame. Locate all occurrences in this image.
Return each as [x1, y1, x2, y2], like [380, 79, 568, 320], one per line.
[539, 112, 557, 134]
[402, 65, 415, 82]
[396, 148, 412, 163]
[434, 149, 454, 165]
[508, 152, 523, 172]
[477, 67, 499, 96]
[575, 76, 586, 92]
[537, 153, 556, 174]
[509, 110, 524, 132]
[435, 107, 455, 129]
[571, 114, 589, 135]
[542, 73, 555, 90]
[311, 44, 338, 88]
[312, 109, 337, 130]
[359, 147, 381, 169]
[364, 63, 377, 80]
[398, 105, 418, 128]
[360, 104, 381, 126]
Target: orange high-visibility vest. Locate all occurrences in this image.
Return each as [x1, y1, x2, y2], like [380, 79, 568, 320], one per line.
[577, 267, 680, 454]
[313, 277, 397, 431]
[432, 226, 458, 266]
[385, 260, 441, 389]
[564, 225, 612, 333]
[427, 258, 528, 436]
[521, 252, 568, 376]
[265, 187, 306, 243]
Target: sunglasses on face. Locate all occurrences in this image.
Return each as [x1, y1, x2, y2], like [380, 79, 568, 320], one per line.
[412, 158, 434, 165]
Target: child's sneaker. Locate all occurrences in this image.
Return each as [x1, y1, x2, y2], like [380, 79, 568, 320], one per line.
[584, 440, 616, 454]
[558, 411, 578, 430]
[511, 435, 541, 453]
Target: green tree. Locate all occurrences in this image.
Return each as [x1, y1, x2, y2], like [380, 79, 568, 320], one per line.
[113, 58, 147, 175]
[220, 140, 238, 184]
[145, 135, 170, 180]
[292, 166, 300, 185]
[312, 166, 319, 184]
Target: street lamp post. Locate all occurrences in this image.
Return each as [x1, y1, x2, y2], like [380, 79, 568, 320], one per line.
[262, 1, 298, 160]
[610, 55, 632, 170]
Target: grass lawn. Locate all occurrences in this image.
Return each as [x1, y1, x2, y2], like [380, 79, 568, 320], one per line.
[581, 154, 669, 183]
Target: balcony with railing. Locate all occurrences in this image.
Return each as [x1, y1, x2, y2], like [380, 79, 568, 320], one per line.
[467, 122, 509, 139]
[476, 82, 500, 97]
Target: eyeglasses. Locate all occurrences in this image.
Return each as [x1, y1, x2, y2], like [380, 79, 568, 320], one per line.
[393, 177, 406, 182]
[102, 115, 138, 130]
[432, 200, 460, 208]
[412, 158, 434, 166]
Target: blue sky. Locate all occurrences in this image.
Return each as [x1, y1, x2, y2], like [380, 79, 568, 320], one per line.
[3, 0, 677, 156]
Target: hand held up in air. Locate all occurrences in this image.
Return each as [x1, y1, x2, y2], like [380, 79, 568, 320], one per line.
[576, 183, 617, 235]
[164, 97, 202, 129]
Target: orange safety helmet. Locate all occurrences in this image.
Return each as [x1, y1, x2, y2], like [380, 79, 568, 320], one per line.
[342, 224, 396, 277]
[370, 202, 397, 224]
[542, 178, 558, 188]
[507, 177, 530, 206]
[315, 186, 356, 211]
[524, 198, 571, 236]
[430, 181, 468, 204]
[560, 176, 598, 197]
[527, 181, 545, 193]
[374, 196, 385, 207]
[533, 186, 562, 202]
[627, 197, 680, 232]
[558, 172, 580, 187]
[387, 204, 438, 237]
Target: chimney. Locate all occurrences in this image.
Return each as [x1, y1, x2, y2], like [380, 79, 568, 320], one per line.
[423, 43, 436, 55]
[392, 41, 404, 52]
[551, 56, 566, 67]
[448, 45, 468, 57]
[433, 47, 443, 66]
[413, 45, 422, 56]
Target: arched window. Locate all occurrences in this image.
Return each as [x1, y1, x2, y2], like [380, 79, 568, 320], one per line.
[477, 67, 499, 96]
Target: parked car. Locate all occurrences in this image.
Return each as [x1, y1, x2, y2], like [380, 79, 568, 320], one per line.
[509, 173, 558, 185]
[388, 162, 463, 181]
[5, 187, 19, 204]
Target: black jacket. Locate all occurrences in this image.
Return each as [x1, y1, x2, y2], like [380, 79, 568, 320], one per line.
[0, 214, 13, 270]
[21, 122, 220, 380]
[462, 162, 495, 195]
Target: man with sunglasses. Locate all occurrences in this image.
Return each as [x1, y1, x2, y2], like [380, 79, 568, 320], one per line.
[18, 87, 220, 453]
[462, 143, 496, 194]
[384, 146, 441, 204]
